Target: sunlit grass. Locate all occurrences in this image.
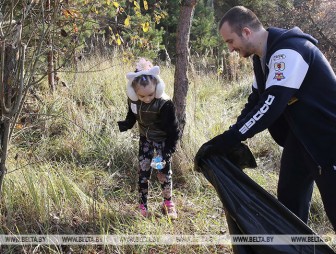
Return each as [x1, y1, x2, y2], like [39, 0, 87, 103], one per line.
[1, 55, 334, 253]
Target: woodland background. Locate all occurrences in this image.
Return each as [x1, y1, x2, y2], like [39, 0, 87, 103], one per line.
[0, 0, 335, 253]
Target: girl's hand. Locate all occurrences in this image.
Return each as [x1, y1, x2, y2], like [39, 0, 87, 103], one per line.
[117, 121, 129, 132]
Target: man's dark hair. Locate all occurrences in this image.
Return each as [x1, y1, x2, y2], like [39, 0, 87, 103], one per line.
[219, 6, 262, 36]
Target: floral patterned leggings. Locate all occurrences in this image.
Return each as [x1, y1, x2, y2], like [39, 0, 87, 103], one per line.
[138, 136, 172, 208]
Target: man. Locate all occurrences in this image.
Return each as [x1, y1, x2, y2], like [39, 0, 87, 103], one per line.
[196, 6, 336, 231]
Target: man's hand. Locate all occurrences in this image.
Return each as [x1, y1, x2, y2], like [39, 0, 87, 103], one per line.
[194, 142, 214, 172]
[194, 131, 240, 172]
[227, 143, 257, 169]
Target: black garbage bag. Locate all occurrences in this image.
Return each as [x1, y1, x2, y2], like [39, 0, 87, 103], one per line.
[196, 143, 335, 254]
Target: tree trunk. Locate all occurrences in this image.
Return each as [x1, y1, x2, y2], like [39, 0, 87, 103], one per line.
[0, 43, 18, 193]
[0, 25, 25, 195]
[47, 0, 55, 92]
[0, 120, 10, 194]
[173, 0, 196, 135]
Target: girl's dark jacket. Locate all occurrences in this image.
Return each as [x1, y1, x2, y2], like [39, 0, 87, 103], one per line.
[226, 27, 336, 172]
[118, 95, 180, 157]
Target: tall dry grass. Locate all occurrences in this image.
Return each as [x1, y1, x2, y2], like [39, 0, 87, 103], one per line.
[0, 55, 333, 253]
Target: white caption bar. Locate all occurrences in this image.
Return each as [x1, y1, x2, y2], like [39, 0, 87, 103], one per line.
[0, 234, 335, 245]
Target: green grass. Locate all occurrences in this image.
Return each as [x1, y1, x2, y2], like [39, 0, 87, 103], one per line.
[1, 55, 334, 253]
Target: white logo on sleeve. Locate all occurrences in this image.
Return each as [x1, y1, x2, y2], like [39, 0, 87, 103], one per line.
[239, 95, 275, 135]
[266, 49, 308, 90]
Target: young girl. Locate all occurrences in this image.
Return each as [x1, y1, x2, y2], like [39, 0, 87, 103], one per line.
[117, 58, 180, 219]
